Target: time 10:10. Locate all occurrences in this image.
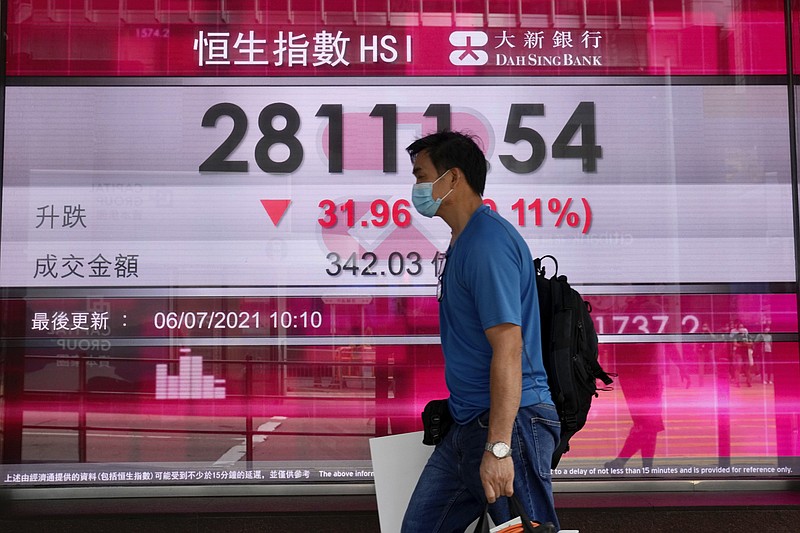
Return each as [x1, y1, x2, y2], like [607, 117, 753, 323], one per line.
[269, 311, 324, 329]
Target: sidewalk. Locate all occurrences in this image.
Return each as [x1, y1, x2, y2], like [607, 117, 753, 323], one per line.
[2, 490, 799, 533]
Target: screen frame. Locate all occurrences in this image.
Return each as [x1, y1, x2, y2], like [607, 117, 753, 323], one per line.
[2, 0, 800, 500]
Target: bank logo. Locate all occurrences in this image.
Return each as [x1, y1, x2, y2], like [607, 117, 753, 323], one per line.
[449, 31, 489, 66]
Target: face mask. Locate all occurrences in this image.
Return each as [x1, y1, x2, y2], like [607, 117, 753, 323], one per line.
[412, 169, 453, 218]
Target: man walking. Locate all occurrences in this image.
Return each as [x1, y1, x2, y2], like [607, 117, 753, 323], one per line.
[402, 131, 559, 532]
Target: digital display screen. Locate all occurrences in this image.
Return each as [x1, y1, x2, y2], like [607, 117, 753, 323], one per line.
[2, 0, 799, 489]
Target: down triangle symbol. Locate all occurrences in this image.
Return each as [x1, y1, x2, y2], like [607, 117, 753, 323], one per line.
[260, 199, 291, 226]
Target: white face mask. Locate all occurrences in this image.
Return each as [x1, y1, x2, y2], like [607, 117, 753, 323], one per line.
[411, 169, 453, 218]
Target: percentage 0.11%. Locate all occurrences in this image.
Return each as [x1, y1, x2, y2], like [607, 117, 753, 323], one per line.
[483, 197, 593, 234]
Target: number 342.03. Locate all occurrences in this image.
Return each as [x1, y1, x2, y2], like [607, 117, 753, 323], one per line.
[326, 251, 423, 277]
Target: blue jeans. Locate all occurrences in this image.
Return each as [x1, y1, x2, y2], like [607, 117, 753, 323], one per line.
[401, 403, 560, 533]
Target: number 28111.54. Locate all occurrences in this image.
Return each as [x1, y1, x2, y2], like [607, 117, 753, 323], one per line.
[199, 102, 601, 174]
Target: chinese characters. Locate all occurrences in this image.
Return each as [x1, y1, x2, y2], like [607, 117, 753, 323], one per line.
[194, 30, 410, 67]
[34, 253, 139, 279]
[31, 311, 110, 332]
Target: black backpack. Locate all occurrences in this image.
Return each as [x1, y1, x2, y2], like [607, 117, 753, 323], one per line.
[533, 255, 613, 469]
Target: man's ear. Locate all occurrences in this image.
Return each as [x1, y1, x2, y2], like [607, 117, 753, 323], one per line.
[450, 167, 463, 187]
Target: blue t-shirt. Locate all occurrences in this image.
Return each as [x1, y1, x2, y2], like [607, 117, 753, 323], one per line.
[440, 205, 552, 424]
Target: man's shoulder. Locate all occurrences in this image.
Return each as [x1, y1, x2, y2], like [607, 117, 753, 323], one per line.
[456, 217, 532, 281]
[469, 207, 519, 242]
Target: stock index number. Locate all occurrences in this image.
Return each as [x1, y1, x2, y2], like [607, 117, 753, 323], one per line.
[199, 102, 601, 174]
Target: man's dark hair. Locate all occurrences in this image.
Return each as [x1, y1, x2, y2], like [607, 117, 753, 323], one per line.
[406, 131, 487, 196]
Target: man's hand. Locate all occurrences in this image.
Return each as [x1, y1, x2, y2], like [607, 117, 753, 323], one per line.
[480, 452, 515, 503]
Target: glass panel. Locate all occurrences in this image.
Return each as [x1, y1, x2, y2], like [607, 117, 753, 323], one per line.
[1, 0, 798, 490]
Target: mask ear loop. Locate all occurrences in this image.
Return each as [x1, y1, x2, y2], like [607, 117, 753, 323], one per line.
[435, 168, 455, 202]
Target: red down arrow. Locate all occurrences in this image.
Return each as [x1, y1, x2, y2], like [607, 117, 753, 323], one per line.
[260, 199, 291, 226]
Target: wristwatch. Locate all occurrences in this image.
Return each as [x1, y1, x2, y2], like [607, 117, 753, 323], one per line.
[485, 441, 512, 459]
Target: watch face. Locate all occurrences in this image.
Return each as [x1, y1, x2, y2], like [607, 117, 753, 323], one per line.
[492, 442, 511, 458]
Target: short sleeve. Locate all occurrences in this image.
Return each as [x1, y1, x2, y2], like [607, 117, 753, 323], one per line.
[464, 227, 523, 331]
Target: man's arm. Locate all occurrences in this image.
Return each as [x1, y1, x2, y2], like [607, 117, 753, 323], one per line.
[481, 322, 523, 503]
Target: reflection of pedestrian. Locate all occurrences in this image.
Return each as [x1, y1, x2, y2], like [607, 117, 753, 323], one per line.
[730, 321, 753, 387]
[605, 344, 666, 471]
[721, 320, 736, 382]
[755, 325, 774, 384]
[695, 323, 713, 387]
